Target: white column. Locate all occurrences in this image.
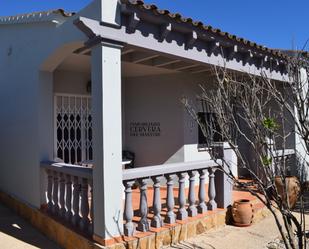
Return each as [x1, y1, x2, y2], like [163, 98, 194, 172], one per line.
[214, 142, 234, 208]
[101, 0, 121, 25]
[91, 41, 123, 239]
[295, 68, 309, 181]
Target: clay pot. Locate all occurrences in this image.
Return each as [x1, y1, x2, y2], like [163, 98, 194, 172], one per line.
[274, 176, 300, 209]
[232, 199, 254, 227]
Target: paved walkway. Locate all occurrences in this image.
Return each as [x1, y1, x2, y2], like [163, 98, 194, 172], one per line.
[166, 214, 280, 249]
[166, 211, 309, 249]
[0, 202, 60, 249]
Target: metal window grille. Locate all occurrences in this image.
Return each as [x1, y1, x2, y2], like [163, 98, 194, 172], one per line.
[54, 94, 92, 165]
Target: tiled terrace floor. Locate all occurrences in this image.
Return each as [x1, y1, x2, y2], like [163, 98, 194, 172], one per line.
[113, 184, 264, 245]
[131, 184, 258, 217]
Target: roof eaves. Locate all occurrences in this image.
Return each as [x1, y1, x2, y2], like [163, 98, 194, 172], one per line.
[121, 0, 289, 60]
[0, 9, 75, 25]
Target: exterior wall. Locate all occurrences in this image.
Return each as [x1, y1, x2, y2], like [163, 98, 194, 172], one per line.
[0, 24, 54, 207]
[123, 73, 213, 167]
[0, 13, 86, 207]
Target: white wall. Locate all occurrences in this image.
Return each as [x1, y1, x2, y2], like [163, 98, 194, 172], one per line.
[54, 70, 91, 95]
[0, 23, 55, 207]
[123, 73, 213, 167]
[0, 12, 87, 207]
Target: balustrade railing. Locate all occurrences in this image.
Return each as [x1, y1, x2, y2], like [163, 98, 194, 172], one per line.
[41, 157, 232, 238]
[122, 159, 226, 236]
[41, 162, 93, 235]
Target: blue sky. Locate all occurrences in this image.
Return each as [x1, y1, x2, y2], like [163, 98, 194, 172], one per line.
[0, 0, 308, 51]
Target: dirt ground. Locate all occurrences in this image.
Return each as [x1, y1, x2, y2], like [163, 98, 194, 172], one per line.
[165, 212, 309, 249]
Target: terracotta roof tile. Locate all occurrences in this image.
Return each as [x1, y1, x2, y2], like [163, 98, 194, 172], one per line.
[52, 9, 75, 17]
[122, 0, 292, 60]
[0, 9, 74, 24]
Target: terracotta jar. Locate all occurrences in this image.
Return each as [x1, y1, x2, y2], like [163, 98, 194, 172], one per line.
[274, 176, 300, 209]
[232, 199, 254, 227]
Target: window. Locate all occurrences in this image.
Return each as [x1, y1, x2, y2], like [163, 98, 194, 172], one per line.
[198, 112, 223, 148]
[54, 94, 93, 165]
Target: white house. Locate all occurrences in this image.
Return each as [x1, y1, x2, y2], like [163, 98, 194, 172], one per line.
[0, 0, 298, 247]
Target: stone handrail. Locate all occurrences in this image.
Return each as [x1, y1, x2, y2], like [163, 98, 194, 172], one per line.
[122, 159, 221, 180]
[122, 159, 229, 236]
[41, 162, 92, 179]
[41, 161, 93, 235]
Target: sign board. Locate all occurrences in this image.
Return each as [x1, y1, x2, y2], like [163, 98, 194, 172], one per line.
[130, 122, 161, 137]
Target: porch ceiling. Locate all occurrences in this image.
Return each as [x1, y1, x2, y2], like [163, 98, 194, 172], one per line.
[58, 45, 213, 77]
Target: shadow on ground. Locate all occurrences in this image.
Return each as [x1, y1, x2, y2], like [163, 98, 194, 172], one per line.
[168, 241, 216, 249]
[0, 202, 60, 249]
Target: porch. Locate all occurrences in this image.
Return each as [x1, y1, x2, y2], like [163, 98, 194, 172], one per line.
[40, 29, 240, 244]
[35, 0, 284, 243]
[51, 44, 221, 169]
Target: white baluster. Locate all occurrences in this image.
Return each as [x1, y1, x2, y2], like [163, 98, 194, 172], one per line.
[59, 173, 66, 217]
[72, 176, 81, 226]
[164, 174, 176, 224]
[123, 180, 135, 236]
[151, 176, 163, 228]
[177, 172, 188, 220]
[208, 168, 217, 210]
[65, 174, 73, 222]
[187, 171, 197, 217]
[89, 181, 94, 235]
[197, 169, 207, 214]
[52, 171, 59, 215]
[47, 170, 53, 212]
[80, 178, 90, 231]
[137, 178, 150, 232]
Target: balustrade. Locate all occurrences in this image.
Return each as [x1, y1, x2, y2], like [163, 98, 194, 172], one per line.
[42, 157, 228, 238]
[122, 159, 224, 236]
[41, 162, 93, 235]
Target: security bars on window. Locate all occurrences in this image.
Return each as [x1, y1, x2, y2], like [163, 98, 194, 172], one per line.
[55, 94, 93, 165]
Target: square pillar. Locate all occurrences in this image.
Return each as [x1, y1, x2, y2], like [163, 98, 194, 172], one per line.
[101, 0, 121, 25]
[214, 142, 235, 208]
[91, 41, 123, 240]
